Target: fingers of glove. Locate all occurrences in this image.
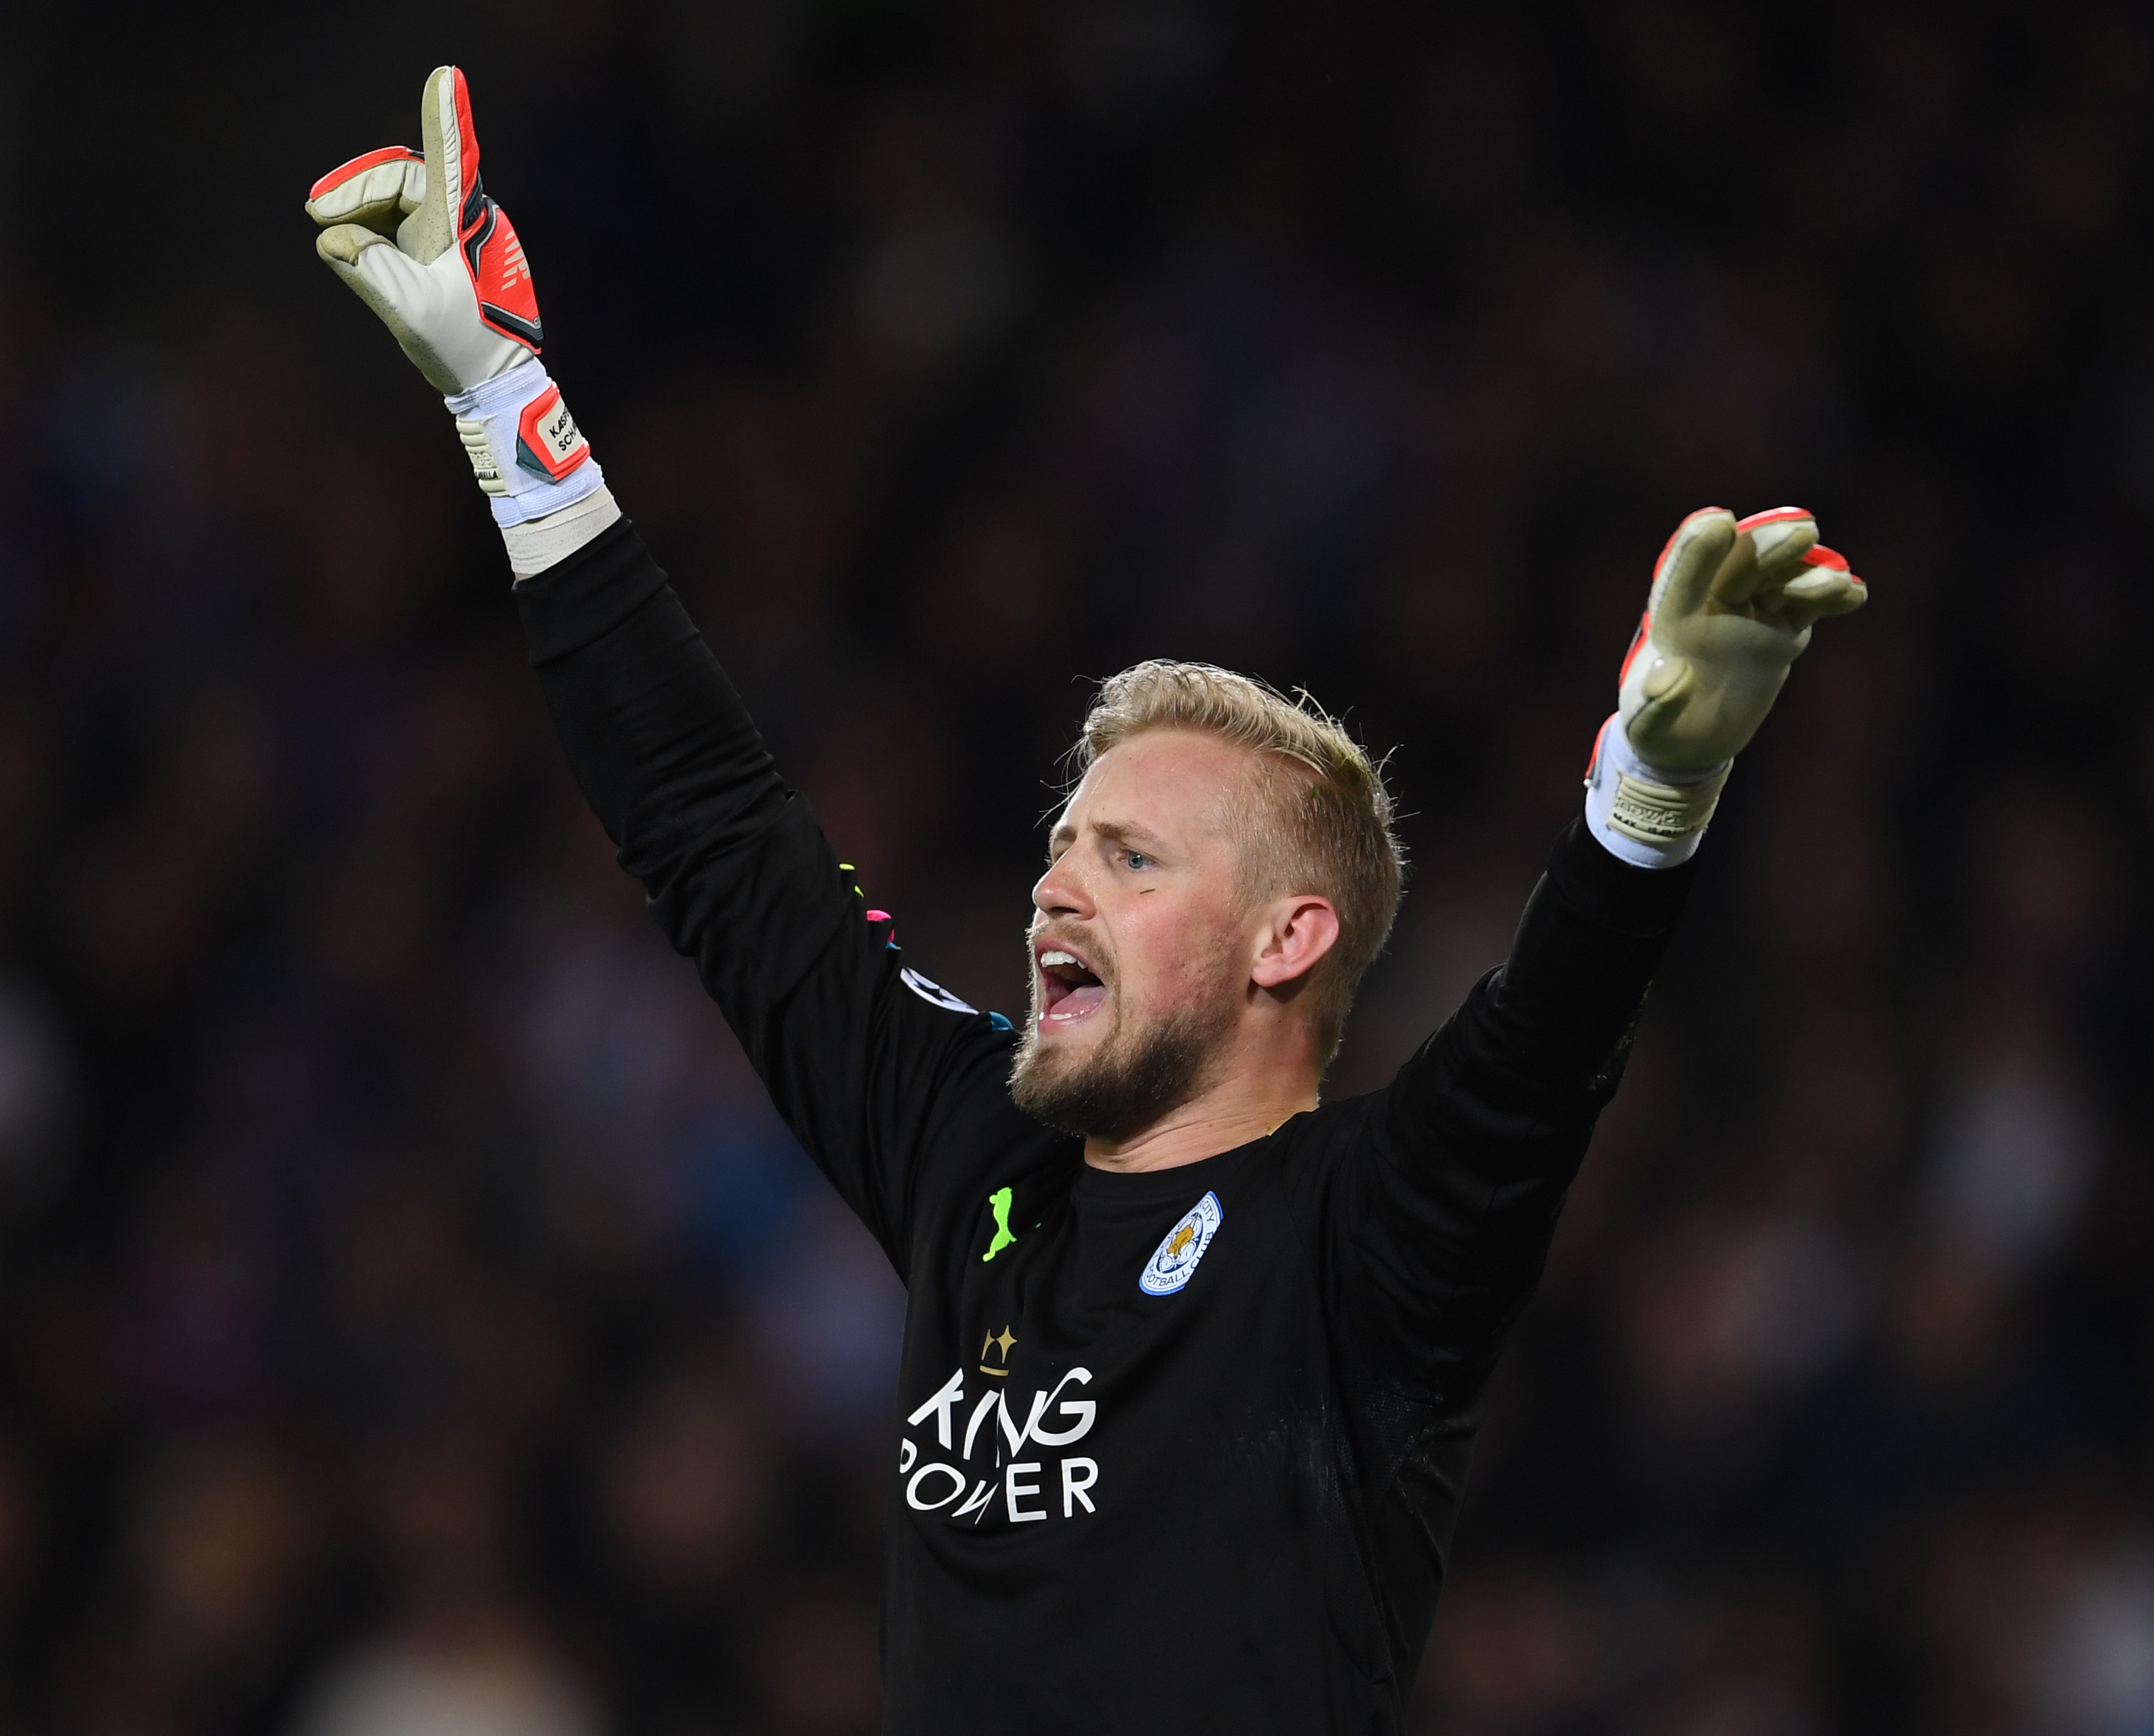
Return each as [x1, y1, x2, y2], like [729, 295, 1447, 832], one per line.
[1736, 506, 1816, 559]
[1777, 546, 1868, 628]
[306, 149, 425, 234]
[314, 230, 463, 390]
[399, 67, 461, 265]
[316, 222, 416, 322]
[315, 223, 390, 271]
[406, 64, 480, 267]
[1712, 507, 1818, 605]
[1777, 543, 1863, 600]
[1651, 508, 1740, 626]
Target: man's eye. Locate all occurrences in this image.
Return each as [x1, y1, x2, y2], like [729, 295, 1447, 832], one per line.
[1124, 851, 1152, 871]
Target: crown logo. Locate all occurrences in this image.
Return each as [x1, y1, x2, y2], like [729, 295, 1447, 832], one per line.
[979, 1325, 1016, 1377]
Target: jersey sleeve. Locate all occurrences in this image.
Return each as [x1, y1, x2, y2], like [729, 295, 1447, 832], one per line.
[1311, 817, 1697, 1411]
[514, 519, 1020, 1278]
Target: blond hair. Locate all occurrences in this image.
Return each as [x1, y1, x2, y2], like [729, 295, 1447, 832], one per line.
[1075, 660, 1404, 1060]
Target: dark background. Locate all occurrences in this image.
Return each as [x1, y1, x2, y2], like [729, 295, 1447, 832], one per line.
[0, 2, 2149, 1731]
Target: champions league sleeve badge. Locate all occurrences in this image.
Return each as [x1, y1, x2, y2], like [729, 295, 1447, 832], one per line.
[901, 966, 976, 1014]
[1139, 1191, 1224, 1296]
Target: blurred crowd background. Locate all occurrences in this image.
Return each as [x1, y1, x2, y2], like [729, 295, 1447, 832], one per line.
[0, 1, 2150, 1732]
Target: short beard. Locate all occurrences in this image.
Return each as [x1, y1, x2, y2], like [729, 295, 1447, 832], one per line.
[1009, 990, 1235, 1143]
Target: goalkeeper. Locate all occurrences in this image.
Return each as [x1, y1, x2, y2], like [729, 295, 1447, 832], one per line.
[306, 69, 1866, 1734]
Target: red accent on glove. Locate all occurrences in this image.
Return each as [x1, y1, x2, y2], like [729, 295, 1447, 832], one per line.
[473, 206, 542, 338]
[451, 68, 481, 188]
[1734, 506, 1808, 533]
[1583, 714, 1612, 781]
[514, 383, 591, 480]
[308, 144, 423, 202]
[442, 68, 545, 351]
[1616, 610, 1652, 687]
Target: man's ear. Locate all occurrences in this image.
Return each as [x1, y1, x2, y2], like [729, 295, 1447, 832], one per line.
[1249, 895, 1341, 990]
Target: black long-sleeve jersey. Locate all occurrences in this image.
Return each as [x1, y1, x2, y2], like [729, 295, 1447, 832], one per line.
[516, 522, 1695, 1735]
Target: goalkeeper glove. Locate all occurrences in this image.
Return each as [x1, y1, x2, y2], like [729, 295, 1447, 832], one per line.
[1586, 506, 1867, 866]
[305, 66, 617, 574]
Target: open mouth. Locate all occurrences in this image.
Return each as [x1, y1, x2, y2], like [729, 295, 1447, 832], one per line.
[1037, 945, 1108, 1026]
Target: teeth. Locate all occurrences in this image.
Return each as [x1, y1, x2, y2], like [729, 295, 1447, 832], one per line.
[1041, 950, 1079, 968]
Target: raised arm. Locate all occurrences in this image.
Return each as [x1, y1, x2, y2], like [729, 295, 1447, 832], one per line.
[304, 68, 1026, 1272]
[1325, 506, 1868, 1407]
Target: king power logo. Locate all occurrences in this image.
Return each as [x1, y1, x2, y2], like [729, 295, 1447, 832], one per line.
[901, 1363, 1099, 1526]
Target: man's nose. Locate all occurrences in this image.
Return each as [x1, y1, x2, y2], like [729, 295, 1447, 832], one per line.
[1032, 851, 1091, 919]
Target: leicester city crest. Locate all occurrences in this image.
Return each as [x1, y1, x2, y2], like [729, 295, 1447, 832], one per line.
[1139, 1191, 1224, 1296]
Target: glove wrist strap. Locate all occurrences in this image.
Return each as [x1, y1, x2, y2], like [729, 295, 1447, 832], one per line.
[1584, 715, 1728, 869]
[445, 358, 605, 527]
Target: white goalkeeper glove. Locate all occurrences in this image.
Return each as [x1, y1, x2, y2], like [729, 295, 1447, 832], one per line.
[305, 66, 618, 575]
[1586, 506, 1867, 867]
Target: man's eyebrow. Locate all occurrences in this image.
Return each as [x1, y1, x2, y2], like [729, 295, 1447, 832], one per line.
[1044, 816, 1171, 858]
[1038, 822, 1171, 861]
[1091, 819, 1170, 851]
